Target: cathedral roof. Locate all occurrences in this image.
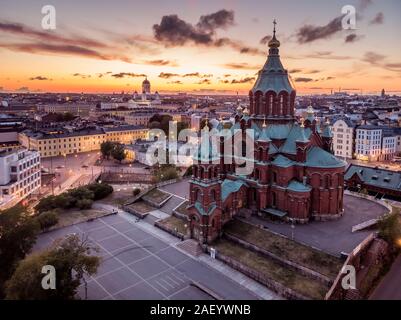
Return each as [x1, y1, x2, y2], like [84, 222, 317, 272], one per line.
[271, 155, 294, 168]
[221, 179, 248, 201]
[305, 146, 345, 168]
[287, 180, 312, 192]
[251, 21, 294, 95]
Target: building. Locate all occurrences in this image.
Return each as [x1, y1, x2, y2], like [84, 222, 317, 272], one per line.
[0, 148, 41, 210]
[19, 125, 149, 158]
[332, 118, 356, 159]
[355, 126, 396, 161]
[186, 23, 346, 244]
[142, 78, 151, 94]
[345, 164, 401, 199]
[37, 104, 92, 116]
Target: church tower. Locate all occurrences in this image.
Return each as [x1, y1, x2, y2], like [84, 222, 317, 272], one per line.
[249, 20, 296, 125]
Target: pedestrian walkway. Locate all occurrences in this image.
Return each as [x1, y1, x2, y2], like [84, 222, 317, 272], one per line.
[118, 210, 282, 300]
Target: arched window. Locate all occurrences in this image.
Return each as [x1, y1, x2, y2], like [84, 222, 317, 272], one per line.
[259, 147, 264, 161]
[211, 219, 215, 228]
[242, 141, 247, 157]
[325, 175, 330, 189]
[272, 192, 277, 207]
[272, 171, 277, 183]
[195, 189, 202, 202]
[279, 95, 283, 115]
[210, 189, 216, 202]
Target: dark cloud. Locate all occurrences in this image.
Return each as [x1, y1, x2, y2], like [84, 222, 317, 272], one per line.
[214, 37, 264, 56]
[196, 79, 211, 85]
[143, 59, 178, 66]
[370, 12, 384, 25]
[183, 73, 212, 78]
[223, 74, 231, 77]
[168, 80, 182, 84]
[294, 77, 314, 83]
[223, 63, 259, 70]
[385, 63, 401, 70]
[219, 80, 230, 84]
[304, 51, 353, 61]
[326, 76, 336, 80]
[153, 15, 213, 46]
[295, 15, 344, 44]
[29, 76, 51, 81]
[231, 77, 255, 84]
[260, 35, 272, 45]
[158, 72, 180, 79]
[196, 10, 234, 32]
[363, 51, 386, 65]
[72, 73, 91, 79]
[0, 21, 107, 48]
[289, 69, 302, 74]
[111, 73, 147, 78]
[153, 10, 263, 56]
[0, 42, 131, 62]
[345, 33, 363, 43]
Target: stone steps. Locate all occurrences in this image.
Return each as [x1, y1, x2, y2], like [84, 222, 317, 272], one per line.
[176, 239, 203, 257]
[160, 196, 185, 215]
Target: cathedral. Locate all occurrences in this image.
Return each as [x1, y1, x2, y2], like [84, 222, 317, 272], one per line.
[187, 23, 346, 244]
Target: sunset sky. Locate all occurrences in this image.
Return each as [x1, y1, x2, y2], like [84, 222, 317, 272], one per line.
[0, 0, 400, 95]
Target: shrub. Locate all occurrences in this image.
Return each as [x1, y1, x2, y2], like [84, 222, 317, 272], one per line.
[67, 187, 94, 201]
[37, 210, 59, 230]
[133, 188, 141, 196]
[87, 183, 113, 200]
[76, 198, 93, 210]
[377, 209, 401, 246]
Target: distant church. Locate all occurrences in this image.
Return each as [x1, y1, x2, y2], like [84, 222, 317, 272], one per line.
[187, 22, 346, 244]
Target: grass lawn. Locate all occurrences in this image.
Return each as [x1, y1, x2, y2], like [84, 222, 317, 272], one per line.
[97, 189, 134, 206]
[126, 201, 154, 214]
[54, 208, 109, 229]
[214, 239, 329, 300]
[143, 188, 170, 205]
[175, 200, 189, 216]
[225, 220, 343, 279]
[159, 216, 189, 234]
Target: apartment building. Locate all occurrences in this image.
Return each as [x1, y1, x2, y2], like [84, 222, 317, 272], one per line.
[355, 126, 396, 161]
[19, 125, 149, 158]
[331, 119, 355, 159]
[0, 148, 41, 210]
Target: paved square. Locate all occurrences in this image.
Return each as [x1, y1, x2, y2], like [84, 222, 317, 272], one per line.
[33, 214, 259, 300]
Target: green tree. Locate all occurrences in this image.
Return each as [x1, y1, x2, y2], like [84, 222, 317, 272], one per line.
[76, 198, 93, 210]
[37, 210, 59, 230]
[133, 188, 141, 196]
[377, 209, 401, 246]
[111, 143, 126, 162]
[87, 183, 113, 200]
[5, 235, 100, 300]
[67, 186, 94, 201]
[0, 205, 40, 297]
[100, 141, 114, 159]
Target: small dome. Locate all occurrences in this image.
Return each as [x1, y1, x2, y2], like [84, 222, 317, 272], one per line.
[142, 78, 150, 84]
[268, 35, 280, 48]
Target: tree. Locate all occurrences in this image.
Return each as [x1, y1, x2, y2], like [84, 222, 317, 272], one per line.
[100, 141, 114, 159]
[111, 143, 126, 163]
[0, 205, 40, 297]
[133, 188, 141, 196]
[5, 235, 100, 300]
[67, 186, 94, 201]
[377, 209, 401, 246]
[37, 210, 59, 230]
[87, 183, 113, 200]
[76, 198, 93, 210]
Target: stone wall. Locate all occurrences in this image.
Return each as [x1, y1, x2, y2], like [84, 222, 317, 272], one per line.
[224, 233, 332, 286]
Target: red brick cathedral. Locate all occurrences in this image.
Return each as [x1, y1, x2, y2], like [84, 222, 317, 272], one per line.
[187, 23, 346, 244]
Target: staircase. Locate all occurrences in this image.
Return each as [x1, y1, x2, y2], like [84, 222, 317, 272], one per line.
[160, 196, 185, 215]
[176, 239, 203, 257]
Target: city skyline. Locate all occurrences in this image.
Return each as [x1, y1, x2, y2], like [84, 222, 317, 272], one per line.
[0, 0, 400, 95]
